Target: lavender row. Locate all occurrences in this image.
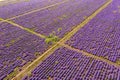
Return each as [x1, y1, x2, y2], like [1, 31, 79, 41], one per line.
[66, 0, 120, 63]
[12, 0, 107, 38]
[0, 0, 65, 19]
[24, 47, 120, 80]
[0, 22, 50, 79]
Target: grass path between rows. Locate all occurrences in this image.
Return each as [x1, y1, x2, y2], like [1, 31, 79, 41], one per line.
[60, 43, 120, 68]
[0, 0, 69, 24]
[8, 0, 112, 79]
[0, 18, 46, 39]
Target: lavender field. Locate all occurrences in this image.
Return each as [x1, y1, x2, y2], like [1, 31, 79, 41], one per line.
[25, 47, 120, 80]
[66, 0, 120, 64]
[0, 0, 120, 80]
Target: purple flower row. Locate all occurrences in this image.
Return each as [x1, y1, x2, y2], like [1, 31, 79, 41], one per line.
[12, 0, 107, 38]
[0, 22, 50, 79]
[0, 0, 64, 19]
[66, 0, 120, 63]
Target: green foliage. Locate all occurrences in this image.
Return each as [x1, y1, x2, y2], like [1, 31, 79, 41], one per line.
[4, 67, 19, 80]
[5, 39, 16, 47]
[116, 60, 120, 65]
[57, 28, 62, 32]
[45, 32, 59, 44]
[28, 27, 36, 31]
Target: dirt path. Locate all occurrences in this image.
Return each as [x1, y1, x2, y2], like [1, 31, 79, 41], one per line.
[0, 18, 46, 38]
[0, 0, 69, 24]
[60, 43, 120, 68]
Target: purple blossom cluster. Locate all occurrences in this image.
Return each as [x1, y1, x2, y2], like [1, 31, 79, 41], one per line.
[66, 0, 120, 63]
[12, 0, 107, 38]
[0, 0, 64, 19]
[0, 22, 49, 79]
[25, 47, 120, 80]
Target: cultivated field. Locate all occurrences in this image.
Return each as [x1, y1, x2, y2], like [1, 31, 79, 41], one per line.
[0, 0, 119, 80]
